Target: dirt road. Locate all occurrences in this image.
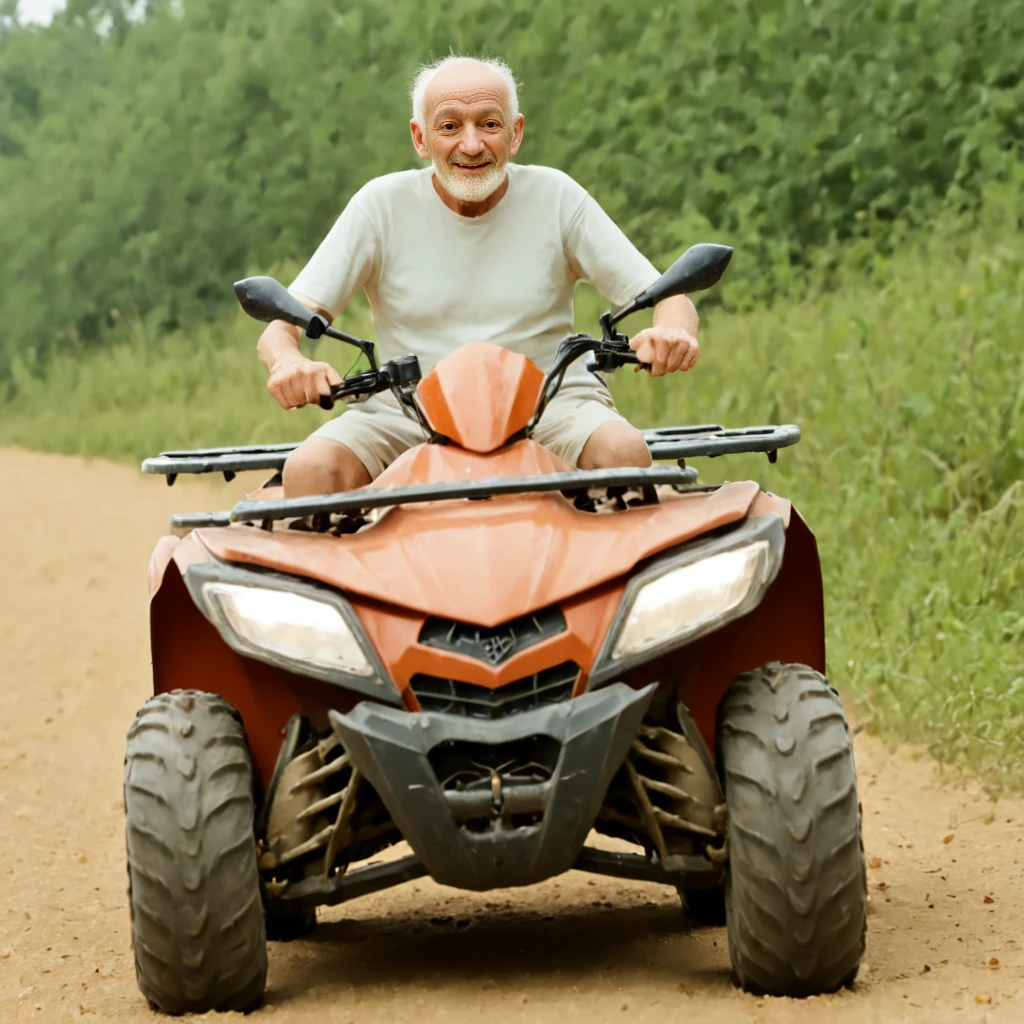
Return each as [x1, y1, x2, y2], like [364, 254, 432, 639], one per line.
[1, 447, 1022, 1023]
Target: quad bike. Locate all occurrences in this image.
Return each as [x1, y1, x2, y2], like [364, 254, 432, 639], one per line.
[128, 243, 866, 1013]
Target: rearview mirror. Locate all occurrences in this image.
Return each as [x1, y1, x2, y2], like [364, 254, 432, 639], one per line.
[233, 276, 317, 330]
[637, 243, 733, 307]
[610, 243, 734, 326]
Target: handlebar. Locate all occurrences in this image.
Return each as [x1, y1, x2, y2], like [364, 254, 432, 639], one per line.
[318, 371, 387, 410]
[587, 345, 650, 373]
[314, 337, 648, 416]
[317, 355, 422, 410]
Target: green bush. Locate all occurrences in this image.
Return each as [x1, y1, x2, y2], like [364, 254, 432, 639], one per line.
[2, 0, 1023, 380]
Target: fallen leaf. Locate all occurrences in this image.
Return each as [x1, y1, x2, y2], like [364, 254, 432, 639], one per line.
[942, 834, 955, 844]
[868, 856, 882, 869]
[975, 994, 991, 1004]
[989, 958, 999, 968]
[983, 895, 995, 904]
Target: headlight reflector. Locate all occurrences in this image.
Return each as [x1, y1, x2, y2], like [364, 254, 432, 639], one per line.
[611, 540, 772, 660]
[203, 582, 374, 677]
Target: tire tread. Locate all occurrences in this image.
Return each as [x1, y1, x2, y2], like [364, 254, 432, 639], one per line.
[720, 662, 866, 997]
[124, 689, 267, 1014]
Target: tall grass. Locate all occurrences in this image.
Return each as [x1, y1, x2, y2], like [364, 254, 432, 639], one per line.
[2, 187, 1022, 788]
[606, 184, 1024, 790]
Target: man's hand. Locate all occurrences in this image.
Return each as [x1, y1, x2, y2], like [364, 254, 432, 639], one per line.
[628, 325, 700, 377]
[628, 292, 700, 377]
[267, 354, 344, 410]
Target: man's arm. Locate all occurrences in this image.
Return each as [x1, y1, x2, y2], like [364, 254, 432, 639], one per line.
[629, 293, 700, 377]
[258, 319, 343, 410]
[261, 192, 379, 410]
[562, 189, 700, 377]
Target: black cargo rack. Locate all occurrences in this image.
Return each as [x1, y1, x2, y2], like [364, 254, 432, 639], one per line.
[143, 424, 800, 484]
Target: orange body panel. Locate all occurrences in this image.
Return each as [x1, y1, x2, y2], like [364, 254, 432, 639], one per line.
[197, 475, 760, 626]
[374, 435, 571, 487]
[417, 342, 545, 452]
[350, 581, 624, 710]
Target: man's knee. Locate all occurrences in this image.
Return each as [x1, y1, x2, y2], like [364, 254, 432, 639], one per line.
[282, 438, 372, 497]
[578, 421, 652, 469]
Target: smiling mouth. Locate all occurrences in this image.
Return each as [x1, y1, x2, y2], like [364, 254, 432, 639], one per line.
[452, 161, 494, 171]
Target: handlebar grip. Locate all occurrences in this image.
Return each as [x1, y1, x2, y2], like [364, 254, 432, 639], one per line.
[593, 349, 651, 372]
[317, 369, 390, 410]
[317, 381, 362, 410]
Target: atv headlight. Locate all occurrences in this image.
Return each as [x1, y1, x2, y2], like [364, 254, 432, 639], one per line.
[589, 515, 786, 686]
[202, 582, 373, 676]
[611, 541, 772, 660]
[185, 561, 401, 704]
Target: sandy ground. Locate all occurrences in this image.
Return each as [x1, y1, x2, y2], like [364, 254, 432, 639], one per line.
[0, 446, 1022, 1023]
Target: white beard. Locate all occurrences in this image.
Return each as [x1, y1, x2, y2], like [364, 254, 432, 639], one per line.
[432, 154, 508, 203]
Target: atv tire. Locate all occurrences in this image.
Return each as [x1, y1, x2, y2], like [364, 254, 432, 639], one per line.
[124, 690, 267, 1014]
[718, 662, 866, 997]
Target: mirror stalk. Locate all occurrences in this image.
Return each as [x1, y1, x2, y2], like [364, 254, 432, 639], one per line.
[606, 301, 641, 331]
[306, 313, 378, 372]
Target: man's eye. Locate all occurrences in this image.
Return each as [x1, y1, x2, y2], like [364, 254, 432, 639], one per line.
[484, 121, 500, 129]
[440, 123, 457, 131]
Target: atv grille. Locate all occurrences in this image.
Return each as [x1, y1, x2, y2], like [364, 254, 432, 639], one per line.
[418, 606, 566, 666]
[411, 661, 579, 719]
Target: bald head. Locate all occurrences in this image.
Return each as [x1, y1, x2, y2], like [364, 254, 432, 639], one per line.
[409, 56, 525, 209]
[410, 56, 519, 128]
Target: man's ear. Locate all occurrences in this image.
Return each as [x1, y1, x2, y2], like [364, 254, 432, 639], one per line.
[410, 120, 431, 160]
[509, 114, 525, 158]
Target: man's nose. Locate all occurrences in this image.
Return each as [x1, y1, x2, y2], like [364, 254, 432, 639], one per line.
[458, 127, 486, 154]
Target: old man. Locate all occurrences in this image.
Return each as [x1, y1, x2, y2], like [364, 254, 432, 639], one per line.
[257, 56, 700, 497]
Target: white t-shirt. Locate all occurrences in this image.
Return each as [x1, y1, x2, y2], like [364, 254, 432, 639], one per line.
[289, 163, 660, 378]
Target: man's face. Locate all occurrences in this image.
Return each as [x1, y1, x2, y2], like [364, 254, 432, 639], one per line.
[411, 64, 525, 203]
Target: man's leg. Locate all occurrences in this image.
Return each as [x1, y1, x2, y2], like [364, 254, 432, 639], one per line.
[577, 420, 652, 469]
[282, 437, 372, 497]
[282, 393, 429, 498]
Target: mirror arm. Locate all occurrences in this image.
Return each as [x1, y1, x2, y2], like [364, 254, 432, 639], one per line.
[606, 297, 647, 330]
[306, 313, 379, 372]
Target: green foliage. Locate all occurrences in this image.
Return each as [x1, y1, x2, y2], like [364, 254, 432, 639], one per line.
[3, 180, 1022, 787]
[2, 0, 1023, 381]
[608, 181, 1024, 790]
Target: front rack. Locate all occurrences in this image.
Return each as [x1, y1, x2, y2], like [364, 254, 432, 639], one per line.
[230, 466, 697, 524]
[143, 424, 801, 484]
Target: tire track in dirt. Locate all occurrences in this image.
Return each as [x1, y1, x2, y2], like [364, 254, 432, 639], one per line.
[0, 447, 1021, 1022]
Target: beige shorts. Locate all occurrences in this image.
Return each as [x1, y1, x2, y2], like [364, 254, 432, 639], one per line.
[311, 378, 626, 478]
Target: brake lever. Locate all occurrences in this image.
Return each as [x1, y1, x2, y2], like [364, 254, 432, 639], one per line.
[317, 355, 423, 410]
[589, 346, 651, 373]
[318, 370, 387, 410]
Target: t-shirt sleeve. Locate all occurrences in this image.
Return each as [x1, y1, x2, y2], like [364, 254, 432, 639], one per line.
[288, 200, 380, 318]
[564, 194, 661, 306]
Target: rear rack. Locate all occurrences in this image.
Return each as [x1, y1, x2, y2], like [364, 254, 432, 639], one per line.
[143, 424, 800, 484]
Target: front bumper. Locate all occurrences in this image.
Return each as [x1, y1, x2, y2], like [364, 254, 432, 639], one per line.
[329, 682, 656, 890]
